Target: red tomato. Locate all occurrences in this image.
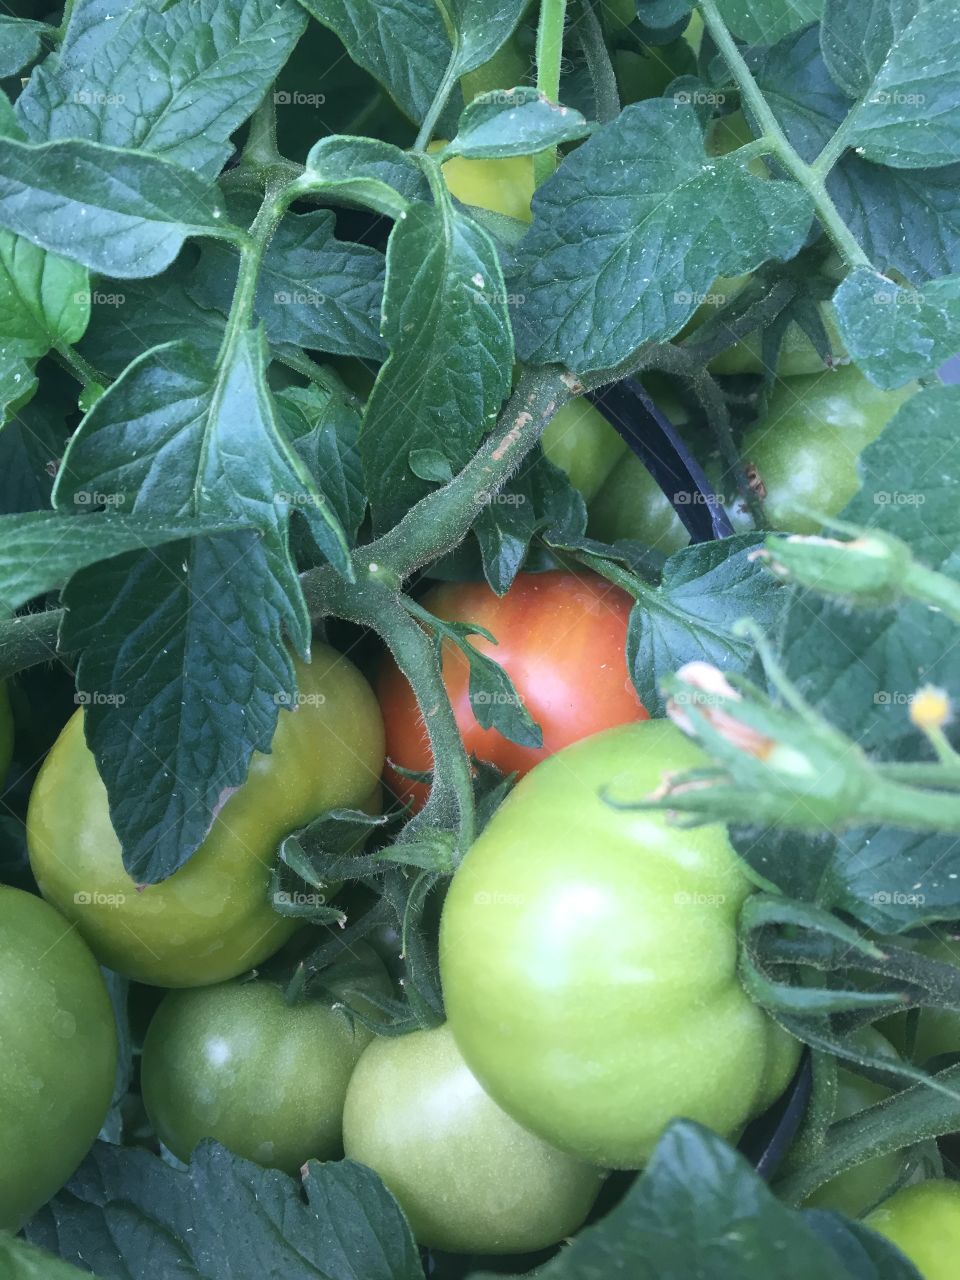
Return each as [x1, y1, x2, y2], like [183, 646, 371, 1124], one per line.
[378, 570, 647, 808]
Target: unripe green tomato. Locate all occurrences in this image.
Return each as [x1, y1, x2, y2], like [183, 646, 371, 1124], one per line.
[342, 1023, 604, 1254]
[736, 366, 916, 535]
[0, 681, 12, 780]
[433, 145, 535, 222]
[460, 36, 528, 105]
[439, 720, 801, 1169]
[540, 397, 629, 503]
[26, 646, 385, 987]
[804, 1028, 907, 1218]
[0, 886, 118, 1230]
[864, 1180, 960, 1278]
[587, 451, 690, 554]
[141, 944, 393, 1174]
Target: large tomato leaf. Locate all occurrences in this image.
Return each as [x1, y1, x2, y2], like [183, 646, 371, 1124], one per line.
[51, 331, 351, 882]
[25, 1143, 423, 1280]
[511, 99, 813, 374]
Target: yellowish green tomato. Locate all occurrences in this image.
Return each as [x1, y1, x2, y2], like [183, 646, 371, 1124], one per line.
[435, 147, 535, 222]
[460, 37, 528, 105]
[0, 682, 12, 780]
[342, 1023, 604, 1254]
[805, 1028, 907, 1218]
[26, 646, 385, 987]
[439, 721, 801, 1169]
[865, 1180, 960, 1279]
[0, 886, 118, 1231]
[736, 366, 916, 534]
[540, 396, 629, 502]
[141, 944, 393, 1174]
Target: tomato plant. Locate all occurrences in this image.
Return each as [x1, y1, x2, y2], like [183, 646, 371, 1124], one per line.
[27, 648, 385, 986]
[439, 720, 801, 1168]
[141, 944, 392, 1174]
[342, 1022, 604, 1254]
[0, 886, 117, 1231]
[864, 1181, 960, 1279]
[378, 571, 647, 808]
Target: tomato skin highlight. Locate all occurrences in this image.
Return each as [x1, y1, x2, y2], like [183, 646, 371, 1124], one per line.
[377, 571, 648, 809]
[141, 944, 393, 1174]
[864, 1180, 960, 1278]
[26, 646, 385, 987]
[439, 719, 800, 1169]
[0, 886, 118, 1231]
[342, 1023, 604, 1254]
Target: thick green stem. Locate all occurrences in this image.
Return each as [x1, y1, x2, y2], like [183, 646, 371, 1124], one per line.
[415, 47, 461, 151]
[362, 366, 579, 577]
[697, 0, 870, 270]
[53, 343, 107, 393]
[865, 780, 960, 833]
[304, 572, 476, 851]
[216, 181, 289, 361]
[574, 0, 620, 124]
[0, 609, 66, 680]
[909, 564, 960, 626]
[534, 0, 567, 182]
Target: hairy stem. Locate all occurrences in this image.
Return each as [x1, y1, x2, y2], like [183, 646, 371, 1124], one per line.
[0, 609, 66, 680]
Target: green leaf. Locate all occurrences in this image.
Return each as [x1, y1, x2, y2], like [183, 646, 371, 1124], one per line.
[843, 0, 960, 168]
[360, 201, 513, 531]
[445, 88, 590, 159]
[0, 17, 44, 78]
[745, 24, 960, 282]
[77, 262, 226, 379]
[779, 386, 960, 754]
[627, 536, 786, 717]
[302, 136, 433, 218]
[296, 0, 454, 124]
[0, 229, 89, 408]
[52, 332, 350, 881]
[16, 0, 306, 180]
[715, 0, 824, 44]
[820, 0, 922, 99]
[191, 202, 387, 358]
[0, 390, 68, 515]
[25, 1142, 423, 1280]
[477, 1120, 912, 1280]
[829, 156, 960, 282]
[437, 0, 531, 78]
[0, 137, 231, 278]
[0, 511, 243, 615]
[513, 100, 814, 374]
[474, 450, 587, 594]
[833, 267, 960, 388]
[277, 384, 367, 546]
[0, 1233, 97, 1280]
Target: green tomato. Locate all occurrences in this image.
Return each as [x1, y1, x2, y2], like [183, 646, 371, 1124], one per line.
[0, 886, 118, 1230]
[26, 646, 385, 987]
[342, 1023, 604, 1254]
[864, 1180, 960, 1279]
[805, 1028, 908, 1218]
[434, 147, 535, 222]
[587, 451, 690, 554]
[540, 397, 629, 503]
[0, 682, 12, 780]
[439, 720, 800, 1169]
[141, 944, 393, 1174]
[733, 366, 916, 535]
